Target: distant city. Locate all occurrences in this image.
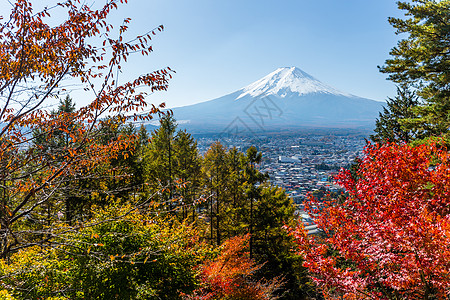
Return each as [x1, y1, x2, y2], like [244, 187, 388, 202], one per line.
[196, 129, 368, 204]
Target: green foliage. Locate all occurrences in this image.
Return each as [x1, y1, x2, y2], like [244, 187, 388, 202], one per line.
[202, 141, 229, 245]
[1, 131, 316, 299]
[144, 114, 177, 203]
[371, 85, 420, 143]
[173, 130, 202, 220]
[1, 103, 315, 299]
[143, 114, 202, 217]
[254, 185, 316, 299]
[56, 95, 76, 114]
[380, 0, 450, 138]
[32, 96, 77, 151]
[101, 120, 147, 199]
[0, 0, 317, 298]
[201, 143, 313, 299]
[0, 205, 210, 300]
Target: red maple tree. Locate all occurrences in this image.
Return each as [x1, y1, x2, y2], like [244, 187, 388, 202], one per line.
[288, 142, 450, 299]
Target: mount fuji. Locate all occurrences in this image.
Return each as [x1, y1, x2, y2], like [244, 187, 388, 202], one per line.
[170, 67, 384, 134]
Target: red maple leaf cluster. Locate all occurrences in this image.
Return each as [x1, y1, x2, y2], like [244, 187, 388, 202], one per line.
[288, 142, 450, 299]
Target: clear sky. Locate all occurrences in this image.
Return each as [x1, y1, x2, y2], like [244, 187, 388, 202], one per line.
[1, 0, 405, 108]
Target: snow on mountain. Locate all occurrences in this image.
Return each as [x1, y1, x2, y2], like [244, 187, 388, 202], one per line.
[236, 67, 352, 99]
[169, 66, 383, 133]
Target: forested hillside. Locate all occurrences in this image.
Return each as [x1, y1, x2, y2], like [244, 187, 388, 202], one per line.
[1, 0, 450, 299]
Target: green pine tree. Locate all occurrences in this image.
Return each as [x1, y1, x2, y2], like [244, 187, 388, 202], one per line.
[144, 114, 177, 211]
[173, 129, 202, 221]
[202, 141, 229, 245]
[32, 96, 80, 224]
[371, 85, 420, 143]
[380, 0, 450, 138]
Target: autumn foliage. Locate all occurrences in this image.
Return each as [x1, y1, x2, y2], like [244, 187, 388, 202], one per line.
[0, 0, 171, 257]
[289, 142, 450, 299]
[0, 205, 206, 299]
[185, 235, 283, 300]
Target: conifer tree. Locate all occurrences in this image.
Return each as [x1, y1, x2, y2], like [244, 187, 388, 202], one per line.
[238, 147, 310, 299]
[133, 125, 150, 192]
[371, 85, 420, 143]
[173, 129, 202, 220]
[144, 114, 177, 210]
[31, 96, 81, 224]
[242, 146, 266, 258]
[380, 0, 450, 138]
[200, 143, 313, 298]
[224, 147, 246, 236]
[202, 141, 229, 245]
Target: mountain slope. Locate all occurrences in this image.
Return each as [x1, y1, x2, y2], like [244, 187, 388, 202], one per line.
[171, 67, 384, 133]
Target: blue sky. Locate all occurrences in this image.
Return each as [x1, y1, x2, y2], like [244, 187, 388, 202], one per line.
[1, 0, 405, 108]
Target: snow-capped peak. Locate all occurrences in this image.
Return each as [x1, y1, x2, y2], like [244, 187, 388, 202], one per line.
[236, 67, 351, 99]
